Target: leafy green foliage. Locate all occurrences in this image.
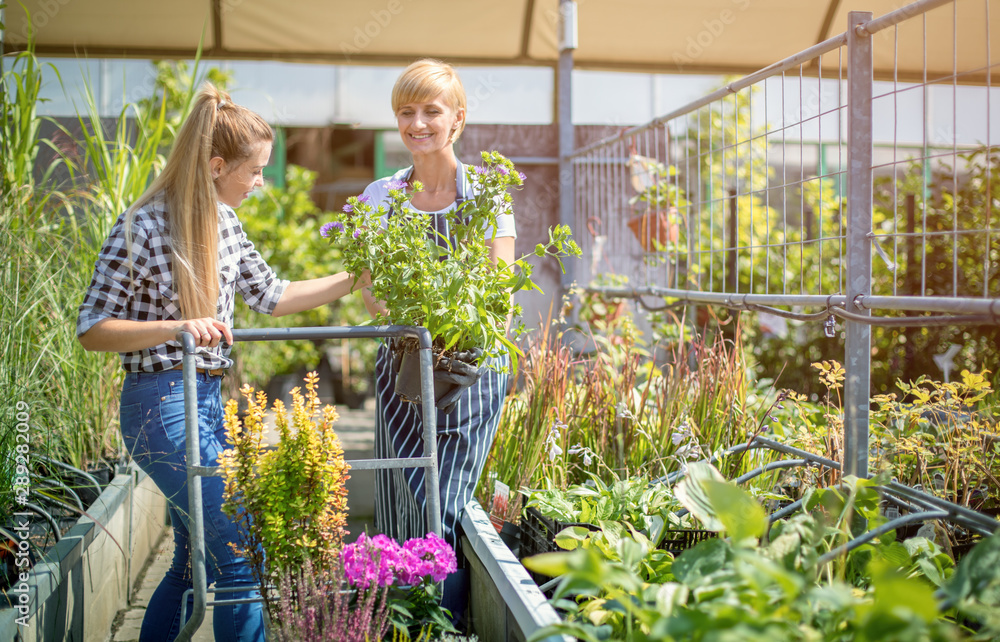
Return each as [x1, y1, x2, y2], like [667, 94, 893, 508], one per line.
[528, 476, 688, 538]
[326, 151, 580, 368]
[869, 370, 1000, 509]
[526, 474, 995, 642]
[479, 324, 781, 518]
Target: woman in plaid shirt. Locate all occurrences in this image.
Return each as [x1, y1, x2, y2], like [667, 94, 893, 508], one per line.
[77, 84, 365, 642]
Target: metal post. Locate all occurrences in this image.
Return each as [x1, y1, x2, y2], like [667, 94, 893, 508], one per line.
[414, 329, 443, 537]
[727, 188, 738, 292]
[557, 0, 577, 293]
[175, 331, 207, 642]
[844, 11, 874, 479]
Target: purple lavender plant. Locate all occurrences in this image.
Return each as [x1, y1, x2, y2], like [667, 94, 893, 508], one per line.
[272, 558, 390, 642]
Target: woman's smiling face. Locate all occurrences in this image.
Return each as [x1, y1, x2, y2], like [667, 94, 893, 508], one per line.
[395, 94, 463, 157]
[213, 142, 271, 208]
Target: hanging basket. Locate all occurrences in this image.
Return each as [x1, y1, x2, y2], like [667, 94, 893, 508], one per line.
[627, 210, 679, 252]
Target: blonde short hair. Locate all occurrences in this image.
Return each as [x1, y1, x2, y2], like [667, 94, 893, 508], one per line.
[392, 59, 467, 143]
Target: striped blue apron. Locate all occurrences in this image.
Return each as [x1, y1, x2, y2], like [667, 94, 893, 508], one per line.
[373, 163, 511, 552]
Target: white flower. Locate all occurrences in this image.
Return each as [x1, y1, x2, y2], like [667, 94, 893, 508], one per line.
[568, 444, 594, 467]
[670, 422, 691, 445]
[615, 402, 635, 420]
[546, 420, 567, 462]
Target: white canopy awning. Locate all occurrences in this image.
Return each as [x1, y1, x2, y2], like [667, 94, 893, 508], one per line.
[3, 0, 994, 83]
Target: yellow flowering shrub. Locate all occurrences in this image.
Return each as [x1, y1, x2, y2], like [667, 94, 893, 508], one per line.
[219, 372, 350, 617]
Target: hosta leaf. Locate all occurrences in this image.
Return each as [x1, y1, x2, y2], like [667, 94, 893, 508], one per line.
[675, 462, 726, 531]
[704, 479, 767, 542]
[522, 551, 572, 577]
[555, 526, 592, 551]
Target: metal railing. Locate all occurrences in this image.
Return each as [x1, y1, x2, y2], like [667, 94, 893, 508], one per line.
[570, 0, 1000, 480]
[174, 325, 442, 642]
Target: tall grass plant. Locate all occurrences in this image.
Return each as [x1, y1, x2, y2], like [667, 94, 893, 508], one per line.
[1, 19, 226, 515]
[480, 316, 783, 521]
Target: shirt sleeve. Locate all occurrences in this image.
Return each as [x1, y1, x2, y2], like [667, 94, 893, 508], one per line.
[490, 199, 517, 240]
[234, 225, 289, 315]
[76, 212, 149, 337]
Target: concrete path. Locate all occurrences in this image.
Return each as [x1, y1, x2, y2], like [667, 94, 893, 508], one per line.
[110, 397, 379, 641]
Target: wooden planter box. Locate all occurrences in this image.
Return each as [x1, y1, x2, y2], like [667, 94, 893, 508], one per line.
[0, 463, 168, 642]
[461, 500, 568, 642]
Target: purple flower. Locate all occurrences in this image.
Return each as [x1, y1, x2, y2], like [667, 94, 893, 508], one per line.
[342, 533, 403, 589]
[472, 165, 487, 175]
[342, 195, 370, 213]
[353, 229, 361, 239]
[517, 171, 527, 182]
[497, 166, 509, 176]
[385, 179, 408, 191]
[320, 221, 344, 238]
[396, 533, 457, 585]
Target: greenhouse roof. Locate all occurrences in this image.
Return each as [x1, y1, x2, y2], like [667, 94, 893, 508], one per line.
[2, 0, 994, 83]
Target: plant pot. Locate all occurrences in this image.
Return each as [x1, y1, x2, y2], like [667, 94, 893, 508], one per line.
[393, 349, 483, 411]
[394, 351, 458, 406]
[628, 210, 679, 252]
[0, 463, 168, 640]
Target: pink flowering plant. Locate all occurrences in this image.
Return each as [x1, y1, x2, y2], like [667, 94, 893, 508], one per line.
[322, 151, 580, 371]
[341, 532, 459, 638]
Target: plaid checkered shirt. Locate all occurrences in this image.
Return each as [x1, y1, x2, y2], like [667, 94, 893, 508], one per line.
[76, 192, 288, 372]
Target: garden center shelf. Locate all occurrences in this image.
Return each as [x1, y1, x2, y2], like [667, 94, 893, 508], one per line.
[173, 326, 443, 642]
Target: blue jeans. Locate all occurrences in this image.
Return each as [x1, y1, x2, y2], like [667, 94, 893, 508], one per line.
[120, 370, 264, 642]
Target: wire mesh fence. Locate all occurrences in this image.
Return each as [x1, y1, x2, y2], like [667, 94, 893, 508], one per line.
[573, 0, 998, 319]
[570, 0, 1000, 476]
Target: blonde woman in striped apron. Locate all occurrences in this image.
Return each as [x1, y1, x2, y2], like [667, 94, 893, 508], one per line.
[359, 59, 515, 623]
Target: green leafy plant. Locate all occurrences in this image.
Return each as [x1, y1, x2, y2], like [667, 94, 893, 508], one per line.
[1, 15, 127, 499]
[524, 470, 990, 642]
[324, 151, 580, 369]
[219, 372, 350, 621]
[868, 369, 1000, 510]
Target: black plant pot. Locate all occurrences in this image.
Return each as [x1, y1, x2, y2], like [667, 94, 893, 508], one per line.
[394, 351, 458, 405]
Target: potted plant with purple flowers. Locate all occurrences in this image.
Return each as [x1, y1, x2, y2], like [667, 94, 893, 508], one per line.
[343, 532, 459, 638]
[270, 531, 461, 641]
[321, 151, 580, 404]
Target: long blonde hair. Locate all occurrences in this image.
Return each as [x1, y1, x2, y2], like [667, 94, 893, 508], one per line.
[127, 83, 273, 320]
